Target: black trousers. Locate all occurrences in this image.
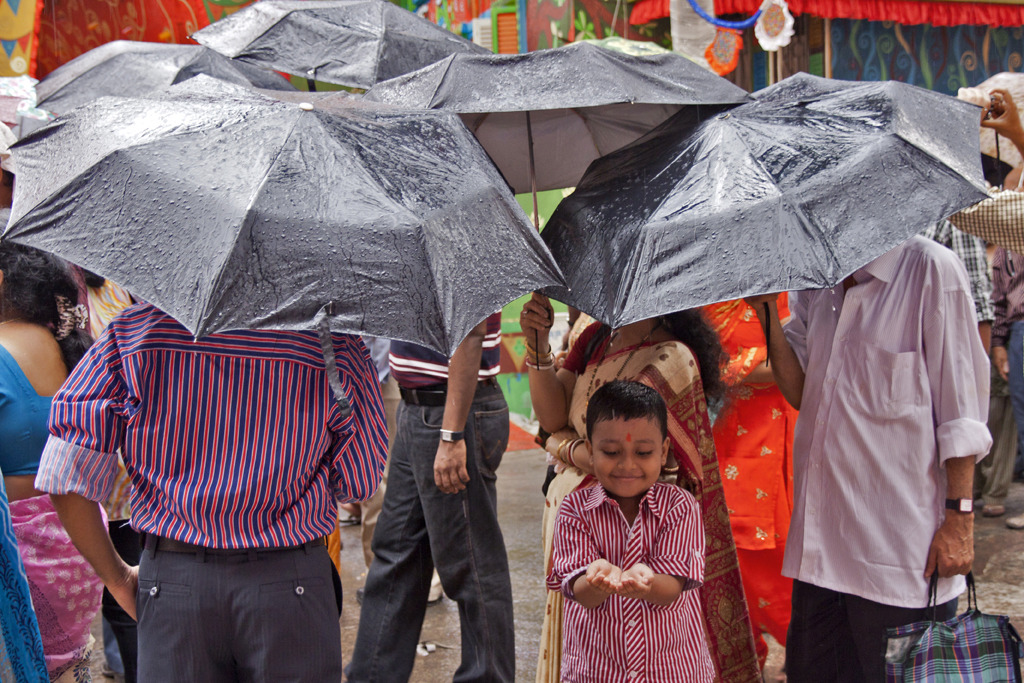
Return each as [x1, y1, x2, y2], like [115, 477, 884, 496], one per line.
[787, 579, 958, 683]
[137, 541, 341, 682]
[102, 520, 141, 683]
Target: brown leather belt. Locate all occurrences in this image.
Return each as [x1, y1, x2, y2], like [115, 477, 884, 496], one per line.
[143, 534, 326, 556]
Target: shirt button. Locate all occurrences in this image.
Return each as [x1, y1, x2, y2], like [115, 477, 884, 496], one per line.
[628, 620, 637, 628]
[295, 586, 305, 596]
[149, 586, 159, 597]
[629, 672, 639, 679]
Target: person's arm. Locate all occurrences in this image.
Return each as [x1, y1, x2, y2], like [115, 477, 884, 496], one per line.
[571, 559, 621, 609]
[991, 251, 1011, 380]
[520, 292, 575, 433]
[925, 456, 975, 578]
[49, 492, 138, 619]
[434, 319, 487, 494]
[616, 563, 687, 606]
[745, 294, 805, 409]
[982, 89, 1024, 161]
[922, 263, 993, 578]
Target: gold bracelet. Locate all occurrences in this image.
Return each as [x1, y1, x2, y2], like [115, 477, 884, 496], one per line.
[555, 438, 572, 464]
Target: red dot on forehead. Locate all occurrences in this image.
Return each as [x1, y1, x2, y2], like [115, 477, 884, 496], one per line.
[625, 433, 632, 442]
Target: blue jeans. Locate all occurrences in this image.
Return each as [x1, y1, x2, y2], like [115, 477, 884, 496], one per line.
[1007, 321, 1024, 477]
[347, 383, 514, 683]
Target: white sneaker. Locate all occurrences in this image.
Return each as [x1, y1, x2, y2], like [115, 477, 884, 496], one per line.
[1006, 513, 1024, 530]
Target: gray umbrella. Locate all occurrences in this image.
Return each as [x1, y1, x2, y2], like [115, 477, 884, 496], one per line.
[4, 77, 563, 356]
[36, 40, 294, 115]
[363, 41, 750, 195]
[191, 0, 489, 89]
[540, 73, 990, 328]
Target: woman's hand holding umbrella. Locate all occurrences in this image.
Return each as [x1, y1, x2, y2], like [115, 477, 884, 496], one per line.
[520, 292, 555, 357]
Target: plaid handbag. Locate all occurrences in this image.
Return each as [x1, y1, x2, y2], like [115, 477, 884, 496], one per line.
[885, 574, 1024, 683]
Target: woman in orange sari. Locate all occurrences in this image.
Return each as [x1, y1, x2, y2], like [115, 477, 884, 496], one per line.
[522, 293, 760, 683]
[703, 297, 797, 671]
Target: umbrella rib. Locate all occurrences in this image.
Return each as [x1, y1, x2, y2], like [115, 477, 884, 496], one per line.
[193, 113, 305, 336]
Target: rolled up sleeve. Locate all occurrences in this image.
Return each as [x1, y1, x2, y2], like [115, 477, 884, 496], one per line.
[925, 287, 992, 464]
[548, 494, 599, 601]
[645, 491, 704, 592]
[36, 329, 128, 500]
[327, 334, 388, 504]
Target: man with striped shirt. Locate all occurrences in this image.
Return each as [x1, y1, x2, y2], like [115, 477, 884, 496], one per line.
[749, 236, 991, 682]
[347, 312, 515, 682]
[34, 303, 388, 681]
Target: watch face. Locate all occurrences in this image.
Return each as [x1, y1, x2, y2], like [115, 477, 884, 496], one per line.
[960, 499, 973, 513]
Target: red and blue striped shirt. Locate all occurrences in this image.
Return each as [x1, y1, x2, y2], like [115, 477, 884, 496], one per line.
[548, 482, 713, 683]
[389, 312, 502, 388]
[35, 304, 388, 549]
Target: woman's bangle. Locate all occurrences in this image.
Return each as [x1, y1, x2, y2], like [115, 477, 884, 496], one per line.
[525, 354, 555, 371]
[565, 439, 583, 468]
[555, 438, 572, 464]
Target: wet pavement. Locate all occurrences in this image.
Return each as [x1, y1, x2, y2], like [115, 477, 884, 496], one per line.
[90, 447, 1024, 682]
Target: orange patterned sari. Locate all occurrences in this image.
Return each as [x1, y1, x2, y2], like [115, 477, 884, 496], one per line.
[703, 298, 797, 662]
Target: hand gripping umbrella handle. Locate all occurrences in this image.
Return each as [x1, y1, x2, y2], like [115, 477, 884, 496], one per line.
[315, 305, 353, 420]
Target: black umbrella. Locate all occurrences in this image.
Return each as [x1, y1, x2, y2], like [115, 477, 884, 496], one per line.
[363, 41, 749, 197]
[540, 73, 990, 328]
[35, 40, 294, 115]
[191, 0, 489, 90]
[5, 77, 564, 357]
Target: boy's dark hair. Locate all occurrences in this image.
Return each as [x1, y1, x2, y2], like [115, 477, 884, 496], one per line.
[586, 380, 668, 441]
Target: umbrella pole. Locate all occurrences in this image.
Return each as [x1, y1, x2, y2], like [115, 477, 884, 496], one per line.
[526, 111, 540, 230]
[306, 78, 318, 92]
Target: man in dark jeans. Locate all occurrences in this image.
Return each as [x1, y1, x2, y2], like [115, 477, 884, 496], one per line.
[348, 314, 515, 682]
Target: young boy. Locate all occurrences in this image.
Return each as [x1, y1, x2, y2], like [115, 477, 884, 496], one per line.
[547, 380, 712, 683]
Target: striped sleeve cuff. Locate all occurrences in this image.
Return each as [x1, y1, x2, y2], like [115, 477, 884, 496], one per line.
[34, 435, 118, 502]
[936, 417, 992, 464]
[646, 555, 702, 592]
[559, 567, 589, 600]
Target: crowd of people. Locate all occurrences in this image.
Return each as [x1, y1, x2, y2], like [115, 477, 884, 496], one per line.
[0, 84, 1022, 683]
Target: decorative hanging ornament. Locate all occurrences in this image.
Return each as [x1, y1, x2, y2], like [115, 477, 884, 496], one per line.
[755, 0, 795, 51]
[705, 28, 743, 76]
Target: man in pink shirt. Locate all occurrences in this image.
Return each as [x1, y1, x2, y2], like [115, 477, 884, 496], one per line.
[748, 235, 991, 682]
[549, 380, 712, 683]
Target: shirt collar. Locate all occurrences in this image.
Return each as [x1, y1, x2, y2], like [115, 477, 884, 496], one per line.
[854, 239, 905, 285]
[582, 482, 662, 519]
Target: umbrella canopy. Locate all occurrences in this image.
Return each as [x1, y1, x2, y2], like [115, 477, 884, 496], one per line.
[540, 73, 990, 328]
[363, 41, 749, 194]
[5, 77, 563, 356]
[191, 0, 489, 89]
[36, 41, 295, 115]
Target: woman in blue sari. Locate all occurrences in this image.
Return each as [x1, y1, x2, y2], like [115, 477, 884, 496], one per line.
[0, 465, 48, 682]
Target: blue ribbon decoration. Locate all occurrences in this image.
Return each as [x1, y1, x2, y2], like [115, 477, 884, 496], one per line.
[686, 0, 762, 30]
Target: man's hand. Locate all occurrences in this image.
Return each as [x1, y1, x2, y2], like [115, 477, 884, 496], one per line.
[108, 564, 140, 620]
[925, 513, 974, 579]
[585, 559, 623, 595]
[993, 345, 1009, 381]
[434, 439, 470, 494]
[617, 563, 654, 600]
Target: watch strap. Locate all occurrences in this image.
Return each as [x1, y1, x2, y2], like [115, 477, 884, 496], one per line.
[945, 498, 974, 513]
[439, 429, 465, 443]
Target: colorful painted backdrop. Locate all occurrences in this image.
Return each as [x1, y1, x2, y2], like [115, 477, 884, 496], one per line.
[526, 0, 669, 51]
[831, 19, 1024, 95]
[31, 0, 257, 78]
[0, 0, 41, 76]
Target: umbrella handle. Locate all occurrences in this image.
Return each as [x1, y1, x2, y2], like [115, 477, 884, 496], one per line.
[762, 302, 770, 368]
[315, 305, 353, 420]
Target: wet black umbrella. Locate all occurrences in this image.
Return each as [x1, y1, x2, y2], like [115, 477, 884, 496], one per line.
[540, 73, 990, 328]
[191, 0, 489, 89]
[4, 77, 563, 357]
[35, 40, 294, 115]
[363, 41, 749, 197]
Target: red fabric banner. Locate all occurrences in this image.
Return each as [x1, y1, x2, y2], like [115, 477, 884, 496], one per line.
[713, 0, 1024, 27]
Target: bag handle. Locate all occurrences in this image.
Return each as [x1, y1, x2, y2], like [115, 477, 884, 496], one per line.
[928, 571, 976, 623]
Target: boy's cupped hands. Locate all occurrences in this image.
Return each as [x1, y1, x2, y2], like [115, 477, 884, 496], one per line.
[585, 559, 654, 599]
